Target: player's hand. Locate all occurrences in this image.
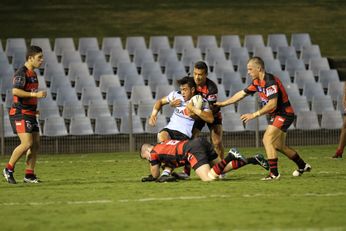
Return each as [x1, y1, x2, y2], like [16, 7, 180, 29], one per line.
[240, 113, 255, 123]
[36, 90, 47, 98]
[148, 115, 157, 126]
[141, 174, 157, 182]
[170, 98, 181, 108]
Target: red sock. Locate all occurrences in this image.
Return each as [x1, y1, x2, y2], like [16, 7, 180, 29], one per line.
[268, 158, 279, 176]
[336, 149, 343, 155]
[25, 169, 34, 175]
[231, 160, 246, 170]
[6, 163, 14, 171]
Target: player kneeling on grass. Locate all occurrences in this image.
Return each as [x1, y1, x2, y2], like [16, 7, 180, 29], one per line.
[140, 137, 269, 182]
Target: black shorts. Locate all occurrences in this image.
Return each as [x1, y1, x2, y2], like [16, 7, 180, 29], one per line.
[183, 137, 218, 170]
[193, 111, 222, 131]
[160, 128, 190, 140]
[268, 114, 295, 132]
[10, 114, 39, 134]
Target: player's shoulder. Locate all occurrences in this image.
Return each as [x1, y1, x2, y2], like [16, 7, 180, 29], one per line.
[264, 73, 276, 86]
[206, 78, 218, 93]
[14, 66, 27, 77]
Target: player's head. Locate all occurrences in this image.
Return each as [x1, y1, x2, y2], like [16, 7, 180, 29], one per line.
[247, 56, 265, 79]
[177, 76, 196, 101]
[193, 61, 208, 86]
[140, 143, 154, 160]
[26, 45, 43, 69]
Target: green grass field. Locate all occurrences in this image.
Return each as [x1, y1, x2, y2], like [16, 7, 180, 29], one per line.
[1, 145, 345, 231]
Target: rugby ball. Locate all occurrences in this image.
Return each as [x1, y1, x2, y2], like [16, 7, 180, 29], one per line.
[190, 95, 203, 109]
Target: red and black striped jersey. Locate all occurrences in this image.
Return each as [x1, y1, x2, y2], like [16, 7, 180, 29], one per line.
[196, 78, 220, 115]
[149, 140, 189, 168]
[244, 73, 294, 116]
[10, 66, 39, 115]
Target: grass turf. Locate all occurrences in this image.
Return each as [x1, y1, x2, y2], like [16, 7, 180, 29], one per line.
[0, 145, 345, 231]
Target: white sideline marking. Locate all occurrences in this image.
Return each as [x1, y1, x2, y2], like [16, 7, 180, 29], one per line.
[1, 192, 345, 206]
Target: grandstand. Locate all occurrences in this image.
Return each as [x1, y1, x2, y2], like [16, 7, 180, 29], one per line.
[0, 33, 343, 154]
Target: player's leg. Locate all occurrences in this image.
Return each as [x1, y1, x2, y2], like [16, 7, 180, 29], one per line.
[210, 124, 224, 159]
[262, 125, 282, 180]
[195, 164, 214, 181]
[157, 130, 171, 142]
[24, 132, 41, 183]
[333, 115, 346, 158]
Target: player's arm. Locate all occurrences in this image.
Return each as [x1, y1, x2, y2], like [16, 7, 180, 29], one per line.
[240, 97, 278, 123]
[186, 102, 214, 123]
[149, 97, 169, 126]
[12, 88, 47, 98]
[214, 90, 247, 107]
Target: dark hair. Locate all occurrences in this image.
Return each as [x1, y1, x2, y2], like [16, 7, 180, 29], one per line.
[26, 45, 43, 60]
[194, 61, 208, 74]
[176, 76, 196, 89]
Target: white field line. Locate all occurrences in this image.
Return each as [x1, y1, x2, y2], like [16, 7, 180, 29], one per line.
[1, 192, 345, 206]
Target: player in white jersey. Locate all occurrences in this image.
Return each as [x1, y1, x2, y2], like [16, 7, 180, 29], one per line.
[149, 76, 213, 142]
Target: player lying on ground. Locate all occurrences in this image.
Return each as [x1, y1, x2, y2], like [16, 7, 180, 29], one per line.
[140, 137, 269, 182]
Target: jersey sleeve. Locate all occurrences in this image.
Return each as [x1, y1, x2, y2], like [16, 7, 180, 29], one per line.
[244, 82, 257, 96]
[206, 80, 218, 103]
[166, 91, 177, 103]
[12, 73, 26, 89]
[149, 152, 159, 166]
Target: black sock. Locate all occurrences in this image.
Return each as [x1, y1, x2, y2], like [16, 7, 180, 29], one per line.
[247, 157, 257, 165]
[291, 153, 306, 169]
[268, 158, 279, 176]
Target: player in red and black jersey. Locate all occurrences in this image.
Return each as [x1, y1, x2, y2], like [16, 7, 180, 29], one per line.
[140, 137, 269, 182]
[192, 61, 224, 160]
[215, 57, 311, 180]
[3, 46, 47, 184]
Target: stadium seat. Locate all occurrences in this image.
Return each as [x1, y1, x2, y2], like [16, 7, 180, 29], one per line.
[302, 82, 325, 102]
[75, 75, 97, 94]
[173, 35, 194, 55]
[229, 47, 249, 67]
[285, 83, 300, 99]
[253, 46, 274, 61]
[273, 70, 291, 84]
[155, 84, 175, 100]
[133, 49, 155, 69]
[295, 111, 320, 130]
[38, 103, 61, 121]
[31, 38, 52, 52]
[336, 95, 345, 113]
[92, 60, 114, 82]
[164, 60, 187, 82]
[267, 34, 288, 54]
[137, 99, 156, 119]
[44, 62, 65, 83]
[125, 36, 147, 56]
[237, 59, 250, 78]
[293, 70, 316, 89]
[291, 33, 312, 52]
[43, 116, 68, 136]
[123, 73, 145, 93]
[85, 50, 106, 69]
[3, 114, 16, 137]
[87, 100, 111, 119]
[264, 59, 282, 74]
[149, 36, 171, 55]
[41, 50, 59, 71]
[112, 101, 135, 119]
[99, 74, 121, 93]
[37, 89, 54, 108]
[237, 96, 256, 114]
[213, 59, 234, 78]
[81, 86, 103, 106]
[78, 37, 99, 56]
[277, 46, 297, 66]
[141, 61, 162, 81]
[120, 115, 144, 134]
[244, 34, 265, 53]
[309, 57, 330, 77]
[285, 57, 306, 77]
[94, 115, 119, 135]
[62, 101, 85, 120]
[157, 48, 179, 68]
[56, 85, 79, 107]
[328, 81, 344, 101]
[229, 82, 245, 96]
[106, 86, 129, 105]
[67, 62, 89, 83]
[4, 89, 13, 109]
[220, 103, 236, 114]
[12, 50, 26, 70]
[0, 51, 9, 64]
[216, 84, 228, 102]
[197, 35, 218, 54]
[145, 114, 167, 134]
[54, 38, 76, 57]
[204, 47, 227, 67]
[321, 111, 343, 129]
[147, 72, 169, 91]
[101, 37, 123, 56]
[130, 85, 153, 105]
[69, 116, 94, 135]
[116, 62, 138, 83]
[318, 69, 340, 89]
[221, 71, 243, 92]
[181, 47, 203, 70]
[300, 45, 321, 65]
[245, 116, 268, 131]
[61, 50, 82, 69]
[5, 38, 27, 58]
[311, 95, 335, 115]
[109, 47, 131, 70]
[220, 35, 242, 55]
[290, 95, 310, 113]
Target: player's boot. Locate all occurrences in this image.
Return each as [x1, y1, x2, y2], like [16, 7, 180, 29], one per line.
[332, 153, 343, 158]
[254, 154, 269, 170]
[3, 168, 16, 184]
[227, 148, 247, 163]
[261, 172, 281, 181]
[23, 174, 41, 183]
[292, 163, 312, 177]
